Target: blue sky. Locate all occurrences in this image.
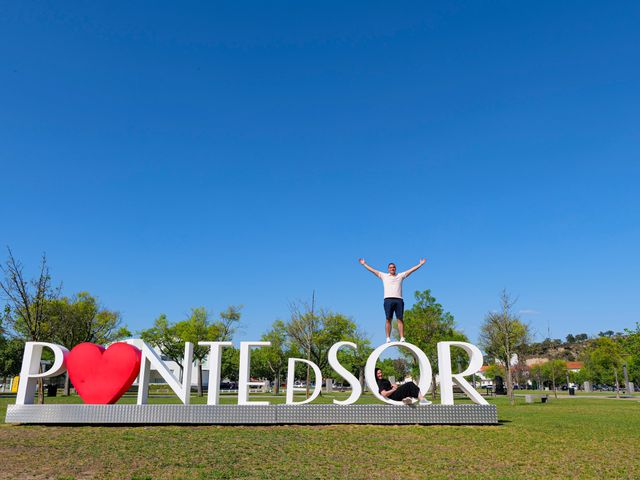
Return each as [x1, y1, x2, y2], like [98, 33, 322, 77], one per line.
[1, 1, 639, 347]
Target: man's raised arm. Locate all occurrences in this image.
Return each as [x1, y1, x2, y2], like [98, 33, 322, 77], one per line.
[359, 258, 381, 277]
[403, 258, 427, 277]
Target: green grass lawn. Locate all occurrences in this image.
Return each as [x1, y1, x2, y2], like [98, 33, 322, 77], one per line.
[1, 393, 639, 479]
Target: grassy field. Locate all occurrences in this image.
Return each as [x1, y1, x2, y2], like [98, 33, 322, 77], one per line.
[1, 393, 639, 480]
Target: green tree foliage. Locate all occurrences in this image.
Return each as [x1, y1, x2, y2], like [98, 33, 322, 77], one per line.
[220, 347, 240, 382]
[0, 338, 24, 385]
[529, 363, 544, 390]
[374, 357, 416, 382]
[252, 320, 291, 394]
[401, 290, 468, 396]
[140, 314, 187, 379]
[141, 307, 241, 390]
[47, 292, 126, 347]
[175, 307, 211, 397]
[284, 300, 364, 397]
[482, 363, 505, 380]
[598, 330, 616, 338]
[253, 316, 371, 394]
[174, 306, 241, 396]
[313, 313, 358, 373]
[541, 359, 567, 398]
[377, 358, 400, 380]
[286, 302, 358, 373]
[0, 316, 24, 386]
[621, 323, 640, 387]
[336, 329, 373, 388]
[213, 307, 242, 383]
[478, 290, 530, 405]
[46, 291, 128, 395]
[582, 336, 626, 398]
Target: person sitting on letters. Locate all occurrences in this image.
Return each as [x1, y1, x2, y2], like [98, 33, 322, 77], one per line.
[375, 367, 431, 405]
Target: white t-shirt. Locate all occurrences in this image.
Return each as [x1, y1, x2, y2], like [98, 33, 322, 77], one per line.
[378, 272, 408, 299]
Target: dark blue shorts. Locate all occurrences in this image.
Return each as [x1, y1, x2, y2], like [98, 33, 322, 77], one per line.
[384, 297, 404, 320]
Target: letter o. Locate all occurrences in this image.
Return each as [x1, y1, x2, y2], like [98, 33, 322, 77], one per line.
[365, 342, 432, 405]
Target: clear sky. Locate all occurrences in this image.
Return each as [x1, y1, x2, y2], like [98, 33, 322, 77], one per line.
[1, 1, 639, 347]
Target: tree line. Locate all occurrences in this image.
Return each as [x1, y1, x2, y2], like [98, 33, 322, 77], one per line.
[2, 250, 638, 405]
[1, 251, 472, 402]
[476, 290, 640, 402]
[0, 249, 130, 402]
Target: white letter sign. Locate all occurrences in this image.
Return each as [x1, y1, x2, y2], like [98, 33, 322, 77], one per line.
[365, 341, 432, 405]
[16, 342, 69, 405]
[437, 341, 487, 405]
[286, 358, 322, 405]
[327, 341, 362, 405]
[198, 341, 233, 405]
[238, 341, 270, 405]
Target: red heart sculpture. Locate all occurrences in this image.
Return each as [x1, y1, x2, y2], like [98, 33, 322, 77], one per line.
[67, 342, 141, 404]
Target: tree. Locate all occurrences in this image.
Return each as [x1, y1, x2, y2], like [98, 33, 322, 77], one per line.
[0, 316, 24, 389]
[220, 347, 240, 382]
[175, 306, 241, 396]
[46, 292, 128, 395]
[314, 313, 359, 375]
[529, 363, 544, 390]
[482, 363, 506, 380]
[621, 323, 640, 388]
[0, 249, 58, 403]
[286, 300, 316, 397]
[216, 306, 241, 342]
[286, 299, 358, 397]
[336, 329, 373, 388]
[512, 360, 530, 389]
[402, 290, 468, 398]
[0, 338, 24, 389]
[142, 306, 241, 394]
[175, 307, 212, 397]
[254, 320, 290, 394]
[377, 358, 401, 379]
[542, 359, 567, 399]
[140, 315, 186, 379]
[582, 337, 626, 398]
[478, 290, 531, 405]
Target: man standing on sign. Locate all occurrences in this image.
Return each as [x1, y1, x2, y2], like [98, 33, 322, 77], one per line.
[358, 258, 426, 343]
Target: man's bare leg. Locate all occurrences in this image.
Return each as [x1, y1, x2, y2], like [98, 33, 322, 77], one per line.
[398, 319, 405, 340]
[385, 318, 392, 340]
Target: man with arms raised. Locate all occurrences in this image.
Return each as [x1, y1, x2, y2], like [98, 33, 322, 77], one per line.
[359, 258, 426, 343]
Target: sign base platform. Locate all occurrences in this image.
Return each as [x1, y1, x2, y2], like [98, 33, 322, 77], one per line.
[5, 404, 498, 425]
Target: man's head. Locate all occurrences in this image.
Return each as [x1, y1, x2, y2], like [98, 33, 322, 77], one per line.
[388, 262, 396, 275]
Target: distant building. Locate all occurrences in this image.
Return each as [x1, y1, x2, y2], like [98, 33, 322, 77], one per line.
[566, 361, 584, 372]
[476, 366, 495, 388]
